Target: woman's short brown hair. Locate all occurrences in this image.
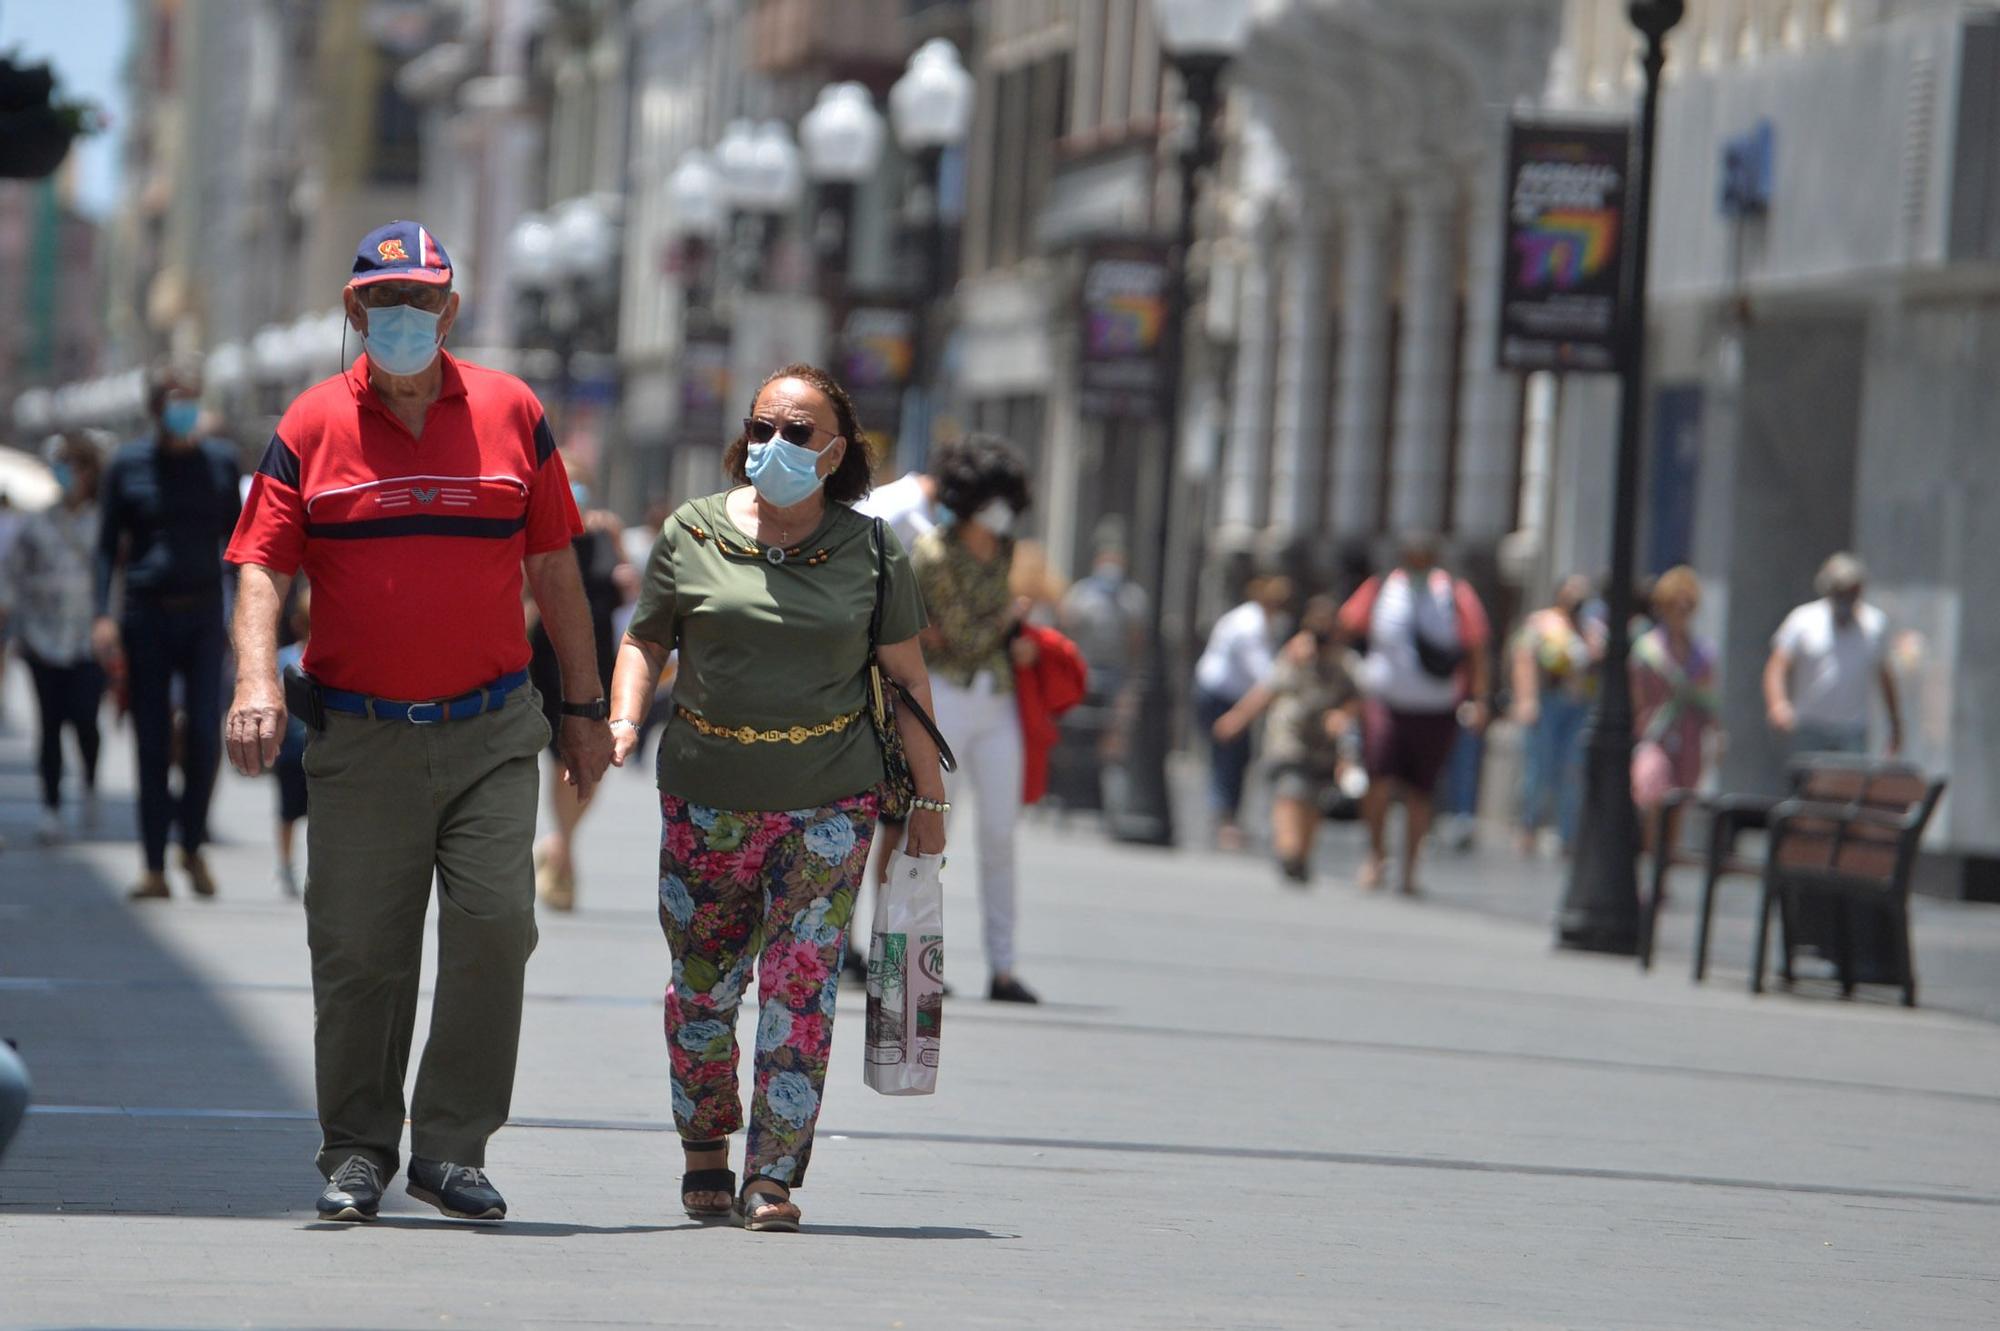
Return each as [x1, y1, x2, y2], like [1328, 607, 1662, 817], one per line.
[722, 363, 876, 506]
[1652, 564, 1701, 612]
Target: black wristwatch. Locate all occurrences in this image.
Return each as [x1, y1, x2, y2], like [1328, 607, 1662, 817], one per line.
[559, 698, 610, 721]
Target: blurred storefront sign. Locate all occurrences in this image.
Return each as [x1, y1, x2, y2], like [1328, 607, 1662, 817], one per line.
[1497, 120, 1630, 373]
[836, 303, 914, 459]
[1077, 239, 1172, 420]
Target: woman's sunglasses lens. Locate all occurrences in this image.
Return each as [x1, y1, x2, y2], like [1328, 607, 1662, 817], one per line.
[747, 419, 818, 446]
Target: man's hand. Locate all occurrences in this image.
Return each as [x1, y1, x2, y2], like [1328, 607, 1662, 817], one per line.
[1767, 698, 1797, 734]
[91, 616, 122, 669]
[903, 805, 947, 856]
[226, 675, 288, 777]
[559, 715, 614, 798]
[1008, 634, 1040, 668]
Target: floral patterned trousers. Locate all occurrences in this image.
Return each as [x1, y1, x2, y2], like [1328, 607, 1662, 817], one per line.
[657, 789, 878, 1190]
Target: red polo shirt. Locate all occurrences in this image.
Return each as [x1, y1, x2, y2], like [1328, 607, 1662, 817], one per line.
[226, 353, 583, 700]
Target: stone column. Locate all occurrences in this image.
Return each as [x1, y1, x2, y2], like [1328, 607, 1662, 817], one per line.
[1219, 207, 1280, 531]
[1388, 174, 1460, 536]
[1329, 193, 1391, 539]
[1265, 200, 1334, 538]
[1453, 149, 1524, 542]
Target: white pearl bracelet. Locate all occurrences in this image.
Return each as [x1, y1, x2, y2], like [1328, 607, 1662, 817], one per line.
[909, 796, 951, 814]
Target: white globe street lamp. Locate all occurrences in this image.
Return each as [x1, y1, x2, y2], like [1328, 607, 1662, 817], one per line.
[665, 149, 728, 240]
[552, 195, 620, 283]
[507, 212, 560, 294]
[801, 82, 886, 184]
[889, 38, 975, 152]
[1152, 0, 1257, 60]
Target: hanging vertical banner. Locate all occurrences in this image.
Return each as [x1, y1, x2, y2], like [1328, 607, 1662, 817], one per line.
[836, 303, 914, 458]
[1077, 240, 1172, 420]
[677, 327, 732, 449]
[1497, 120, 1631, 373]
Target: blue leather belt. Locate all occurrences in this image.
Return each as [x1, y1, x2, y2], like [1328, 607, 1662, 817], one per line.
[318, 669, 530, 725]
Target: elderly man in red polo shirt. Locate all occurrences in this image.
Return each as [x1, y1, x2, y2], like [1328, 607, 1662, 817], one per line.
[223, 221, 613, 1224]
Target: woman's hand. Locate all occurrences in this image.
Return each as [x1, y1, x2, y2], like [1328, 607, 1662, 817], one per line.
[903, 805, 948, 856]
[1212, 710, 1248, 743]
[1008, 633, 1039, 668]
[610, 719, 641, 768]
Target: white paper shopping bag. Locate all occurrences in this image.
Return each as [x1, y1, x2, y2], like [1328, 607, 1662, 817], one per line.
[864, 850, 944, 1095]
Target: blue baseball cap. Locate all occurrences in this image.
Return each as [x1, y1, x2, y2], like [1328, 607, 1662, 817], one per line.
[349, 220, 453, 288]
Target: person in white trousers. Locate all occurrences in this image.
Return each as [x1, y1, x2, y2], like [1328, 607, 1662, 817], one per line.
[911, 435, 1040, 1003]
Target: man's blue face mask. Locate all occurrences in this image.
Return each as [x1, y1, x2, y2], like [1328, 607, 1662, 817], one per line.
[361, 302, 444, 377]
[161, 399, 201, 437]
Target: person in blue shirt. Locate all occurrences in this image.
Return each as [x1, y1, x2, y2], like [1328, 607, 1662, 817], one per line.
[272, 585, 313, 898]
[93, 360, 242, 901]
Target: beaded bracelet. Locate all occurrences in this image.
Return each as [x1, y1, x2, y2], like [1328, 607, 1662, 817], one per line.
[909, 796, 952, 814]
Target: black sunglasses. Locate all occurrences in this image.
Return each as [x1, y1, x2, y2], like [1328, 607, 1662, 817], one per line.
[744, 417, 834, 448]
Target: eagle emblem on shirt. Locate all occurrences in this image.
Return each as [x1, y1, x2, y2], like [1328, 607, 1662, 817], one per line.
[378, 238, 411, 262]
[411, 486, 440, 505]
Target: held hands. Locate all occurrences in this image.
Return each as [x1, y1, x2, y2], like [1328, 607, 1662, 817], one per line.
[559, 715, 615, 797]
[609, 718, 641, 769]
[91, 616, 122, 669]
[226, 675, 288, 777]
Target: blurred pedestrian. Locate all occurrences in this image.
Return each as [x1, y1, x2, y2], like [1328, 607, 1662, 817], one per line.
[1212, 596, 1360, 885]
[223, 221, 612, 1224]
[1510, 574, 1601, 855]
[914, 433, 1041, 1004]
[1632, 566, 1720, 858]
[0, 489, 21, 725]
[856, 465, 936, 552]
[95, 360, 241, 900]
[528, 481, 631, 912]
[1763, 552, 1901, 757]
[270, 585, 312, 899]
[1338, 533, 1491, 895]
[1193, 573, 1292, 850]
[1059, 519, 1147, 704]
[0, 434, 107, 844]
[609, 363, 947, 1232]
[0, 1038, 27, 1165]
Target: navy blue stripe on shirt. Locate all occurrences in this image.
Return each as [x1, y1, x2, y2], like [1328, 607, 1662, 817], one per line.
[304, 514, 529, 541]
[532, 415, 557, 466]
[256, 433, 301, 488]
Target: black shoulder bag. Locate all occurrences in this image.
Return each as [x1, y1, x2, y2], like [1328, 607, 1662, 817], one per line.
[868, 517, 957, 819]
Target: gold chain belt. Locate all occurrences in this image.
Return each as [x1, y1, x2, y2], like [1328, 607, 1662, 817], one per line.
[675, 703, 863, 746]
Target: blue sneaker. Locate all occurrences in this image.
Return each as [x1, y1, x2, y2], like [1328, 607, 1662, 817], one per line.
[406, 1157, 506, 1221]
[316, 1155, 383, 1222]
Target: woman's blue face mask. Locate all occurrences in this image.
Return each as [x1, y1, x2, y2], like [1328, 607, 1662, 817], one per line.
[161, 399, 201, 437]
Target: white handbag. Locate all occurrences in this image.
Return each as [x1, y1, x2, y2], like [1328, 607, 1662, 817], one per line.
[863, 850, 944, 1096]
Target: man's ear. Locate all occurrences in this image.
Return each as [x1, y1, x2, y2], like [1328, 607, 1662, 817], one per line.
[437, 290, 462, 341]
[343, 288, 368, 337]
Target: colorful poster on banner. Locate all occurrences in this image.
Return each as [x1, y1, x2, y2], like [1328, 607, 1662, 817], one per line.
[1078, 241, 1171, 420]
[677, 329, 732, 449]
[1498, 121, 1631, 373]
[837, 304, 914, 454]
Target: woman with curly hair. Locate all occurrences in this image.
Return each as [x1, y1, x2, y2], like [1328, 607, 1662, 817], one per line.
[912, 434, 1041, 1003]
[609, 364, 948, 1232]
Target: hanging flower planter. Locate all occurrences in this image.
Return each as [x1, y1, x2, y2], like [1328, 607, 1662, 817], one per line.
[0, 57, 96, 180]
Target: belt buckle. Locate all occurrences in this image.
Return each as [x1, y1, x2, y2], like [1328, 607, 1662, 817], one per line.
[405, 701, 445, 725]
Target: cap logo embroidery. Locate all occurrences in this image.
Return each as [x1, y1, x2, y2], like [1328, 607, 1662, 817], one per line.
[378, 238, 411, 262]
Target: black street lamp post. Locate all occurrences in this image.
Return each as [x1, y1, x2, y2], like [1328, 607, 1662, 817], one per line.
[1557, 0, 1685, 955]
[1114, 0, 1251, 847]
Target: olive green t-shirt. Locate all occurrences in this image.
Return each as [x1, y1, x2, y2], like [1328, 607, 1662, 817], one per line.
[625, 491, 928, 811]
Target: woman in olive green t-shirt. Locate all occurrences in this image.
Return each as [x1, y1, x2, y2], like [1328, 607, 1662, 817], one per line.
[609, 365, 945, 1234]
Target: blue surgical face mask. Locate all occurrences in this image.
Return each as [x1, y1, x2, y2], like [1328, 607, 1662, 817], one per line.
[362, 302, 444, 377]
[571, 483, 591, 511]
[972, 500, 1016, 538]
[161, 400, 201, 437]
[745, 438, 828, 508]
[52, 462, 75, 494]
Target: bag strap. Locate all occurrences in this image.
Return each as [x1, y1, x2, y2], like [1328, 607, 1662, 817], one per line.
[867, 518, 958, 775]
[869, 517, 888, 654]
